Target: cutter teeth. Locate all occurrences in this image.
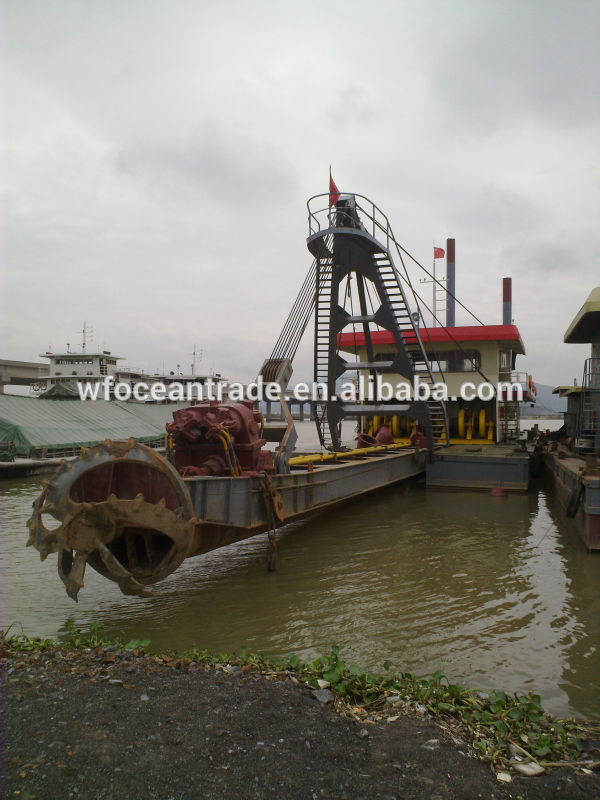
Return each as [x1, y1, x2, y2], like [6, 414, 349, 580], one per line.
[26, 438, 194, 600]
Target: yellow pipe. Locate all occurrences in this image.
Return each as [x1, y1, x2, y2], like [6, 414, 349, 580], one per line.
[392, 416, 401, 437]
[458, 409, 465, 438]
[289, 443, 402, 466]
[479, 409, 486, 439]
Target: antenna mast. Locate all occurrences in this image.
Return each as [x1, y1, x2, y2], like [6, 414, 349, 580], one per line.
[81, 321, 94, 353]
[190, 344, 203, 376]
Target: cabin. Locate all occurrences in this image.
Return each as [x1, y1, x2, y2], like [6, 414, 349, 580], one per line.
[552, 287, 600, 453]
[337, 280, 536, 444]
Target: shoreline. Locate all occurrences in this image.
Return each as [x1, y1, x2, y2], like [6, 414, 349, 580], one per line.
[3, 631, 599, 799]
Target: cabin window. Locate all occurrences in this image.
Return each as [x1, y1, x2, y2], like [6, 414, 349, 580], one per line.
[372, 348, 481, 372]
[424, 350, 481, 372]
[456, 350, 481, 372]
[500, 350, 511, 370]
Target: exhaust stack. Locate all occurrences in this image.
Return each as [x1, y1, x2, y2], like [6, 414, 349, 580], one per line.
[446, 238, 455, 327]
[503, 278, 512, 325]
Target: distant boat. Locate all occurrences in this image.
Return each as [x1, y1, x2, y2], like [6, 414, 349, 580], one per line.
[31, 346, 226, 401]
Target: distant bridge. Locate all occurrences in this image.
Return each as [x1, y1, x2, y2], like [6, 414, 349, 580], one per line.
[0, 359, 49, 392]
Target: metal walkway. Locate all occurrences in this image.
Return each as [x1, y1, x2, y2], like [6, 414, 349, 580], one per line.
[306, 193, 449, 452]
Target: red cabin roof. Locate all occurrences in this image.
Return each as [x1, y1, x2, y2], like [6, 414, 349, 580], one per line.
[337, 324, 525, 354]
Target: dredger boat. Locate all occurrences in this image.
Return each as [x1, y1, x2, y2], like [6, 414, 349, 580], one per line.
[26, 191, 535, 599]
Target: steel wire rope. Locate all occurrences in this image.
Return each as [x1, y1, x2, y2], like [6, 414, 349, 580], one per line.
[270, 234, 334, 362]
[345, 273, 361, 391]
[392, 260, 492, 385]
[356, 202, 450, 441]
[356, 198, 484, 389]
[312, 192, 484, 326]
[391, 245, 450, 387]
[393, 240, 486, 326]
[352, 197, 449, 392]
[272, 262, 326, 362]
[358, 198, 485, 328]
[270, 260, 318, 361]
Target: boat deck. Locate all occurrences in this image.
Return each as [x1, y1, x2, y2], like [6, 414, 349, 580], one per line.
[185, 447, 427, 537]
[543, 448, 600, 549]
[426, 443, 531, 491]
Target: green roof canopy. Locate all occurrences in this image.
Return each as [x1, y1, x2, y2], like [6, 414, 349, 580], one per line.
[0, 396, 189, 457]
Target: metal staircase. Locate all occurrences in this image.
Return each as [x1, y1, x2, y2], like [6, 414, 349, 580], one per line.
[577, 357, 600, 454]
[500, 401, 520, 442]
[307, 193, 449, 452]
[314, 242, 335, 449]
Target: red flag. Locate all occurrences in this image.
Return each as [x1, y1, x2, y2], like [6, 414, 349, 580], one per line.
[329, 171, 340, 206]
[433, 247, 445, 259]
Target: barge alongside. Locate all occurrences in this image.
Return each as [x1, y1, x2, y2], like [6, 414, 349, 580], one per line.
[544, 287, 600, 550]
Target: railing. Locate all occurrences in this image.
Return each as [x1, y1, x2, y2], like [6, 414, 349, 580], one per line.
[307, 193, 394, 250]
[307, 192, 489, 385]
[499, 371, 536, 401]
[577, 358, 600, 453]
[307, 192, 442, 373]
[307, 191, 451, 444]
[582, 357, 600, 390]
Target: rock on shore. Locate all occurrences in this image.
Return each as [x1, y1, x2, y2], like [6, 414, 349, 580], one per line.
[4, 648, 599, 800]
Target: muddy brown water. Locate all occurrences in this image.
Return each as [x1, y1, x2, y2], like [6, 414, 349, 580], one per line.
[2, 422, 599, 721]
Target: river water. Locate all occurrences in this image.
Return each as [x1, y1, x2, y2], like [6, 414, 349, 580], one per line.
[2, 420, 599, 721]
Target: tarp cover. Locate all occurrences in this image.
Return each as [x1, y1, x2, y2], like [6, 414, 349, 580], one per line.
[0, 396, 190, 457]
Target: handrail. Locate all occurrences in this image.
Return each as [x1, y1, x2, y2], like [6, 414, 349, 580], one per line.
[308, 192, 490, 385]
[308, 192, 452, 442]
[307, 193, 393, 250]
[581, 358, 600, 400]
[307, 192, 485, 328]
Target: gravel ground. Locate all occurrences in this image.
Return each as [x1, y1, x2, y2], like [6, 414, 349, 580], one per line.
[3, 648, 599, 800]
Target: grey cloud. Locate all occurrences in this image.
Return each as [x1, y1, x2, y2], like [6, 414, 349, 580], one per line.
[3, 1, 599, 389]
[451, 186, 543, 237]
[327, 84, 374, 128]
[426, 2, 600, 132]
[115, 126, 298, 205]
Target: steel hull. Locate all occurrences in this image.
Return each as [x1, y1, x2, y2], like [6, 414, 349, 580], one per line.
[185, 448, 428, 557]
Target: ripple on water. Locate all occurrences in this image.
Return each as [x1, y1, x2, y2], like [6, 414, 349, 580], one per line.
[2, 476, 599, 720]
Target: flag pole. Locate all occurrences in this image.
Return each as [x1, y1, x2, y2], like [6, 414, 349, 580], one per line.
[433, 251, 437, 327]
[432, 242, 437, 327]
[328, 165, 332, 225]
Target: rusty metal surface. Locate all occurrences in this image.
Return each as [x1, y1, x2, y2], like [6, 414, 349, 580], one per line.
[26, 438, 196, 599]
[166, 400, 274, 477]
[27, 436, 426, 599]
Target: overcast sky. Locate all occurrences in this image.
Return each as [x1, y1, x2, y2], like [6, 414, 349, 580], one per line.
[3, 0, 599, 386]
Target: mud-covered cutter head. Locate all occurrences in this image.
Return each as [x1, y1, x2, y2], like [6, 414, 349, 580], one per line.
[26, 438, 197, 600]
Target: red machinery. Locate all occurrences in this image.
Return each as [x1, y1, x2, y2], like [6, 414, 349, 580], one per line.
[166, 400, 275, 478]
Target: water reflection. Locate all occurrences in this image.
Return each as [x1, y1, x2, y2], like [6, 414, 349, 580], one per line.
[1, 473, 598, 720]
[539, 486, 600, 719]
